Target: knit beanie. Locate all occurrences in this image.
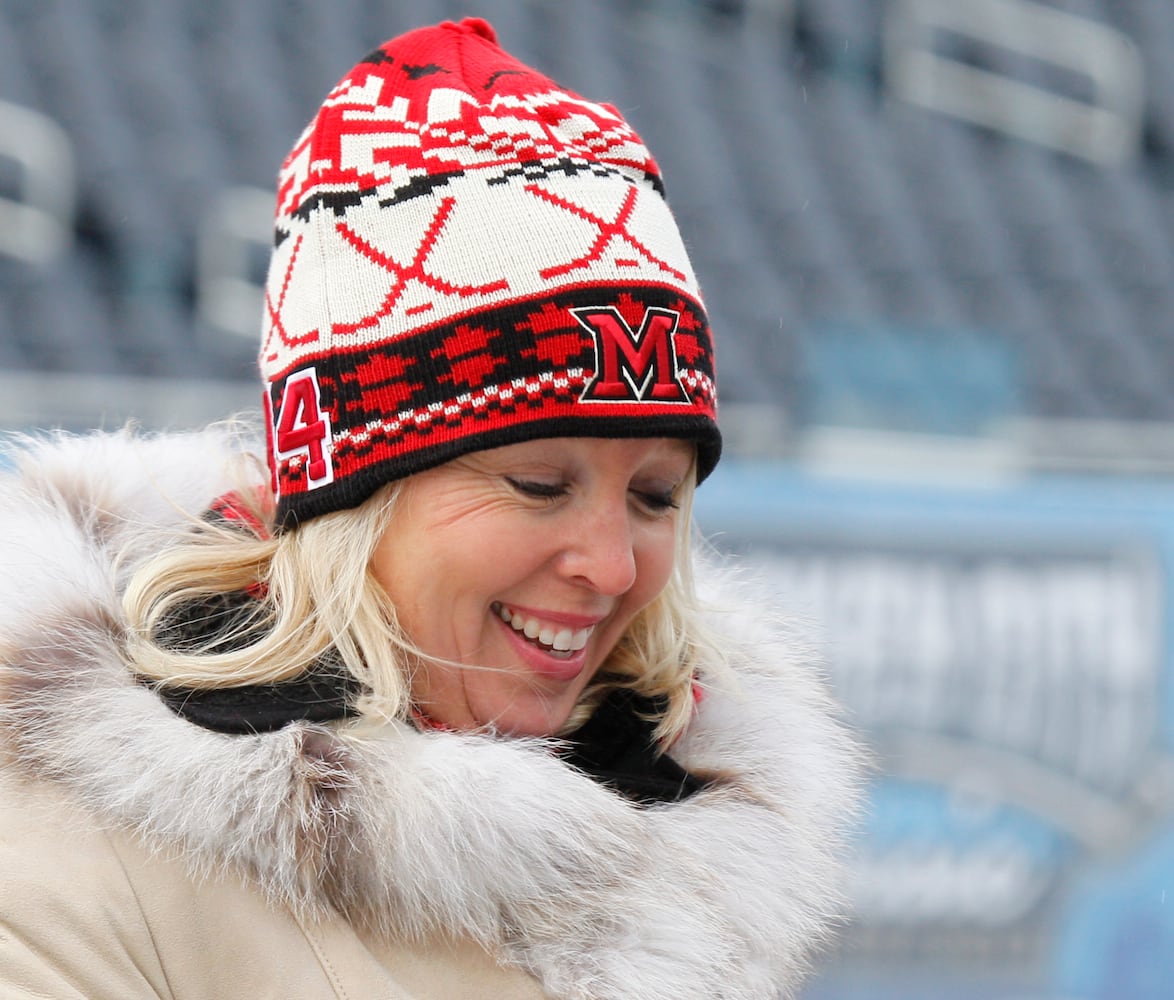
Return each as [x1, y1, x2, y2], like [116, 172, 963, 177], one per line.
[260, 17, 720, 528]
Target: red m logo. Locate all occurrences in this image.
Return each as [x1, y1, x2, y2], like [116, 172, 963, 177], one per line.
[573, 306, 690, 404]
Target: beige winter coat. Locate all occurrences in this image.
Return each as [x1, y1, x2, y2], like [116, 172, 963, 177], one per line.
[0, 429, 862, 1000]
[0, 768, 546, 999]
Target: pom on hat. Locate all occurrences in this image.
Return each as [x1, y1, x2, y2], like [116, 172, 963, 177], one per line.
[260, 18, 720, 528]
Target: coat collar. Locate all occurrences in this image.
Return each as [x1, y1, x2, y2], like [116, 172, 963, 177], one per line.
[0, 428, 864, 1000]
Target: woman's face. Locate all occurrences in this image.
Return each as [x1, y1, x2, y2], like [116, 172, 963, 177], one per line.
[371, 436, 693, 737]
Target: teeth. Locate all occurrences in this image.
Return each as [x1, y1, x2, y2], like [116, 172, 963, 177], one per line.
[494, 603, 593, 653]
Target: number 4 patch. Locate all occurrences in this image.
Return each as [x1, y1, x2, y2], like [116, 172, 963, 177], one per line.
[268, 368, 334, 490]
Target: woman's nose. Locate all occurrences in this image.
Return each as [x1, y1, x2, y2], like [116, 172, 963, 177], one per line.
[559, 498, 638, 596]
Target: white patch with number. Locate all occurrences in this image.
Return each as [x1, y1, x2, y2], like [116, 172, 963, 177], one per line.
[272, 368, 334, 490]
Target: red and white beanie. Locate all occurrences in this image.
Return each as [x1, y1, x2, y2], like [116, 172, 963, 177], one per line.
[260, 17, 720, 528]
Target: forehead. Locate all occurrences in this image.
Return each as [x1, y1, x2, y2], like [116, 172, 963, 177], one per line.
[467, 436, 696, 468]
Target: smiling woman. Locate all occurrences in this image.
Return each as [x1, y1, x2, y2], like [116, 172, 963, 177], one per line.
[374, 437, 694, 737]
[0, 17, 862, 1000]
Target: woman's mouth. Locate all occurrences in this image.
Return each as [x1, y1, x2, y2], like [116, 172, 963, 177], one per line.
[491, 602, 595, 661]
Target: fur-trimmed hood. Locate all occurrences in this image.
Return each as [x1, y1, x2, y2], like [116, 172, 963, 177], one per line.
[0, 428, 863, 1000]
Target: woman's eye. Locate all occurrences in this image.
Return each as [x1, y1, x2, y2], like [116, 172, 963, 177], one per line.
[506, 477, 566, 501]
[633, 489, 679, 513]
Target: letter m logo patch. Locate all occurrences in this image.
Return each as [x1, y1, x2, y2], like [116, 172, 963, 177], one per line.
[573, 306, 690, 404]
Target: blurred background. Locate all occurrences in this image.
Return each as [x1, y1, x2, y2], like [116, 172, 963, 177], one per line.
[1, 0, 1171, 996]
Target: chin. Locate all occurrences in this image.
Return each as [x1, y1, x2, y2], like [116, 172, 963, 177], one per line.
[489, 715, 563, 739]
[484, 700, 575, 739]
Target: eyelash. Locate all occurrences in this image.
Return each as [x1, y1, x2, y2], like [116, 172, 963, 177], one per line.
[636, 490, 680, 513]
[506, 478, 679, 512]
[506, 478, 564, 501]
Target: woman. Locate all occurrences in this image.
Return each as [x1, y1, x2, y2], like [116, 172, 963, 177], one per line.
[0, 18, 861, 1000]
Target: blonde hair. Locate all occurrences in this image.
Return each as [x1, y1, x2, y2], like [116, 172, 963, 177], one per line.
[123, 454, 723, 743]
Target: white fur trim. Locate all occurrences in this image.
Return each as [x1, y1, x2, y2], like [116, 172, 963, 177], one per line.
[0, 429, 863, 999]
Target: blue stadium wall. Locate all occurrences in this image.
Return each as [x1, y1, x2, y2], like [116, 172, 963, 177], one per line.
[695, 461, 1174, 1000]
